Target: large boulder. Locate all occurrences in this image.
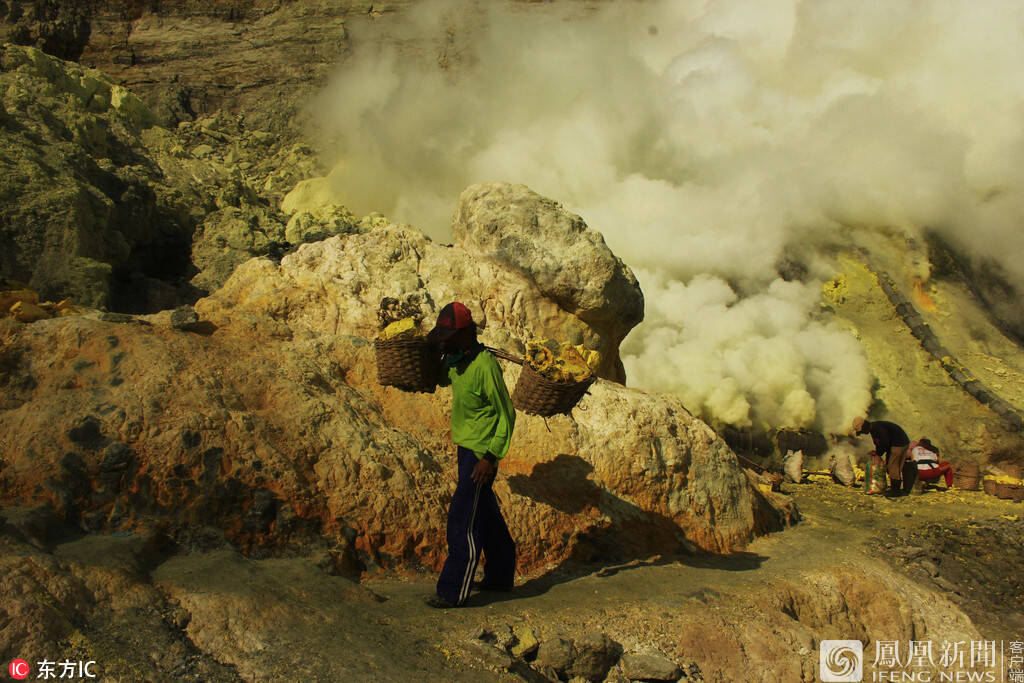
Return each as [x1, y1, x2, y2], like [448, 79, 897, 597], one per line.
[202, 191, 641, 382]
[454, 182, 644, 381]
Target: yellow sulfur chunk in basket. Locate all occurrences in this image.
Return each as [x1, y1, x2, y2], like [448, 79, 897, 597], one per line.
[526, 339, 597, 382]
[383, 317, 419, 340]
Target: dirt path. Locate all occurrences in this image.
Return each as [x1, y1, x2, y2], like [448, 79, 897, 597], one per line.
[12, 480, 1020, 682]
[343, 480, 1023, 681]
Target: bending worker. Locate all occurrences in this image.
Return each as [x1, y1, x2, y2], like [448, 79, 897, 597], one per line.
[424, 302, 517, 608]
[908, 437, 954, 488]
[853, 416, 911, 497]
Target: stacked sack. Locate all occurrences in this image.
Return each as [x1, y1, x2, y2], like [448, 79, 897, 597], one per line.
[525, 338, 601, 383]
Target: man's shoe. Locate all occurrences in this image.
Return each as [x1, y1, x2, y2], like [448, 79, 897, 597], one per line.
[423, 594, 459, 609]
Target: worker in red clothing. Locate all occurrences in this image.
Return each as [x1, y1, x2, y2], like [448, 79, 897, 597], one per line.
[423, 302, 517, 608]
[908, 438, 954, 488]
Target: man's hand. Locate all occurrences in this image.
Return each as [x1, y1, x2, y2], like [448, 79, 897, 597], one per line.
[471, 455, 496, 483]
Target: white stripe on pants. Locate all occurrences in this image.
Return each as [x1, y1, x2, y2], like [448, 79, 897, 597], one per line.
[458, 482, 482, 604]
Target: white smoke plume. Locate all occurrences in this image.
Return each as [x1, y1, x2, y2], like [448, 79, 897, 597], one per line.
[314, 0, 1024, 433]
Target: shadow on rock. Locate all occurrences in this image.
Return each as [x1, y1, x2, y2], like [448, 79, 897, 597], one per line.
[486, 453, 768, 605]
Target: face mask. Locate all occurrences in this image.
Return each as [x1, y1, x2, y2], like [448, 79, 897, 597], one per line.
[444, 350, 466, 367]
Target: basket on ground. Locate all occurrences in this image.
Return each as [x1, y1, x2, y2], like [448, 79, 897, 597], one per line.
[982, 479, 998, 496]
[374, 338, 437, 393]
[946, 464, 978, 491]
[995, 482, 1024, 501]
[512, 362, 594, 417]
[1001, 463, 1023, 480]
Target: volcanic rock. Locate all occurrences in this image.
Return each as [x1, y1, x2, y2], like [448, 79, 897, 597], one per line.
[0, 45, 345, 312]
[0, 1, 90, 60]
[620, 653, 682, 681]
[535, 637, 574, 676]
[169, 305, 201, 331]
[512, 624, 540, 659]
[0, 43, 190, 310]
[75, 2, 352, 131]
[464, 639, 514, 671]
[0, 188, 781, 571]
[454, 182, 644, 381]
[568, 631, 622, 681]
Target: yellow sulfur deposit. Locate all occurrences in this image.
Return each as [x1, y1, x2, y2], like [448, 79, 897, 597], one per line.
[2, 286, 85, 323]
[10, 300, 50, 323]
[525, 338, 601, 382]
[51, 298, 81, 317]
[382, 317, 420, 340]
[525, 339, 556, 373]
[983, 474, 1024, 485]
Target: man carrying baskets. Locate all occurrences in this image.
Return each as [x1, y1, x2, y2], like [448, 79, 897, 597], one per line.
[424, 302, 517, 608]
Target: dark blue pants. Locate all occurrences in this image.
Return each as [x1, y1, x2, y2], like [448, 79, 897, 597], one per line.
[436, 446, 516, 605]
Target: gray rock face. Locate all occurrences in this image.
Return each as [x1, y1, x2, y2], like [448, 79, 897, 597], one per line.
[76, 2, 351, 131]
[0, 44, 192, 310]
[190, 203, 288, 294]
[0, 45, 347, 311]
[0, 2, 90, 60]
[620, 653, 682, 681]
[453, 181, 644, 339]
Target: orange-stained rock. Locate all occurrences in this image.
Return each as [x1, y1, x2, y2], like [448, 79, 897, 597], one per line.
[0, 265, 789, 577]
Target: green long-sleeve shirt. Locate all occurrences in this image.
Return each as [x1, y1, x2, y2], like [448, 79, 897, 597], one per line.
[440, 348, 516, 459]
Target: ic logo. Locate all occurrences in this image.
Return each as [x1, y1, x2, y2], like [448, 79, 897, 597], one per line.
[9, 659, 30, 680]
[820, 640, 863, 682]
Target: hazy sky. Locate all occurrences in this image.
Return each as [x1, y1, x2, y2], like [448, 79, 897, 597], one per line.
[316, 0, 1024, 433]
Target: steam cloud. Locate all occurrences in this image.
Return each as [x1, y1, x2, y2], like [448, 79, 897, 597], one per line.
[315, 0, 1024, 433]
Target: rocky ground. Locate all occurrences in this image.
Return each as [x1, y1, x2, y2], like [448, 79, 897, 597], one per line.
[2, 479, 1020, 682]
[2, 3, 1024, 682]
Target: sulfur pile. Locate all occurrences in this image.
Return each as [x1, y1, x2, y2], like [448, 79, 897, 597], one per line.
[377, 297, 424, 340]
[1, 281, 82, 323]
[984, 474, 1024, 485]
[525, 338, 601, 383]
[381, 317, 421, 340]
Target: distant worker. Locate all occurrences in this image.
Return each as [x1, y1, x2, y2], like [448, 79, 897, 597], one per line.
[424, 302, 517, 608]
[852, 417, 910, 497]
[908, 437, 954, 489]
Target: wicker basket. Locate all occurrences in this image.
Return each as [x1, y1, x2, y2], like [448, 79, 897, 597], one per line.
[512, 362, 595, 417]
[957, 462, 980, 478]
[1001, 463, 1023, 480]
[951, 472, 979, 491]
[374, 338, 437, 393]
[995, 482, 1024, 501]
[982, 479, 998, 496]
